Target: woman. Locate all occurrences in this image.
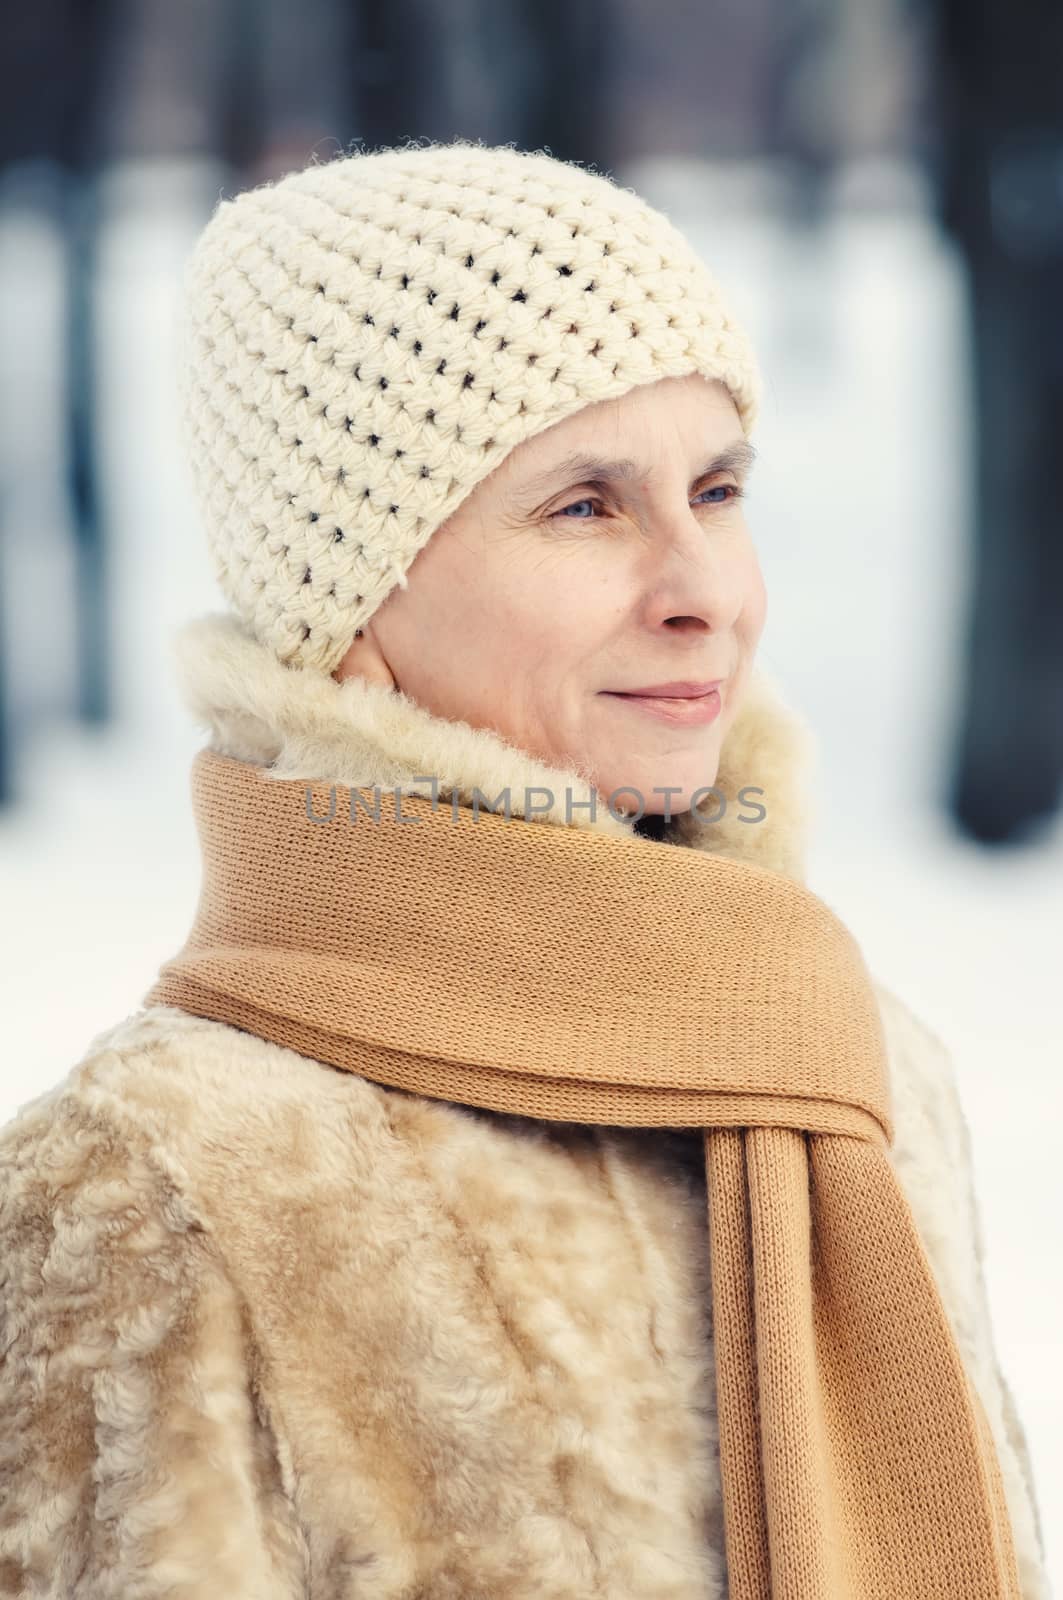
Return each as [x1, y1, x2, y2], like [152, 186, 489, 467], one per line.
[0, 141, 1049, 1598]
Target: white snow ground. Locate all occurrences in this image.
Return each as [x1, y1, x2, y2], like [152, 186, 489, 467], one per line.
[1, 154, 1059, 1581]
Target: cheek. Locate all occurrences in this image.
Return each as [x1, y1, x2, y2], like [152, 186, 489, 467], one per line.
[500, 561, 613, 651]
[741, 553, 768, 639]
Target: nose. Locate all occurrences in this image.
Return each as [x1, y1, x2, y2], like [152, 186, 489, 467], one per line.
[643, 514, 752, 636]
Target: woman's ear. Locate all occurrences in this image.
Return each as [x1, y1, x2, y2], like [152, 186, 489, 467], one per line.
[331, 626, 396, 689]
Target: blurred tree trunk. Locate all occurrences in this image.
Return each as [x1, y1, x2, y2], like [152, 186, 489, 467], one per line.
[61, 0, 113, 727]
[0, 0, 115, 791]
[351, 0, 620, 176]
[929, 0, 1063, 844]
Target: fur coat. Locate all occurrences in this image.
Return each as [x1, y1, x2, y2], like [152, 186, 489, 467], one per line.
[0, 612, 1050, 1599]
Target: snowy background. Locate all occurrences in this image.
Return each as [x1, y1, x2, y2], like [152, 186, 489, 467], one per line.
[1, 153, 1059, 1580]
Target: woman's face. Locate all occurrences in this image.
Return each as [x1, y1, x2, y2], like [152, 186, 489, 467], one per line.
[333, 373, 766, 817]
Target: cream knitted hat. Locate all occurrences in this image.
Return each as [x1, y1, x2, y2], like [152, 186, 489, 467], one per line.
[179, 138, 763, 675]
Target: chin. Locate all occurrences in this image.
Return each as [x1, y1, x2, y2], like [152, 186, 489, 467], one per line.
[599, 755, 722, 821]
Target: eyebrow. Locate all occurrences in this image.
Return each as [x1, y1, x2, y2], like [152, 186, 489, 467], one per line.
[515, 439, 758, 501]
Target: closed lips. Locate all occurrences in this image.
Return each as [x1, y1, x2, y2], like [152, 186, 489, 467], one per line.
[603, 681, 723, 698]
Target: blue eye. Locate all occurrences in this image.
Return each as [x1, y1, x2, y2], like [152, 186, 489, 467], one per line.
[698, 483, 743, 505]
[550, 498, 600, 520]
[550, 483, 743, 519]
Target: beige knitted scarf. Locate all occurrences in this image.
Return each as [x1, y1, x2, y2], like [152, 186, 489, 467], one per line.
[146, 748, 1022, 1599]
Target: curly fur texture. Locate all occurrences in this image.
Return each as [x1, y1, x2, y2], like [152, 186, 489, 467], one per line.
[0, 617, 1048, 1597]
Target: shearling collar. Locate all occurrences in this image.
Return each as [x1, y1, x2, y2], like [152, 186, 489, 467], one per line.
[169, 610, 818, 884]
